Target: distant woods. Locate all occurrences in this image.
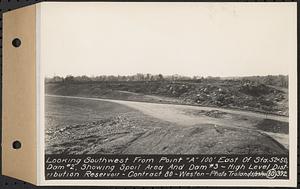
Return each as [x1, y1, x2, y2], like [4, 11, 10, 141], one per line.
[45, 74, 288, 88]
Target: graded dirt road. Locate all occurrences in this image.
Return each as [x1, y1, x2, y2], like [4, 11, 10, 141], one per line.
[46, 94, 288, 124]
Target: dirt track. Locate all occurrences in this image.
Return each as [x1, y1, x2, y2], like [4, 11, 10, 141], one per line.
[46, 94, 288, 124]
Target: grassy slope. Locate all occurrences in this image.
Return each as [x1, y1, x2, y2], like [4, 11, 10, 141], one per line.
[45, 96, 287, 155]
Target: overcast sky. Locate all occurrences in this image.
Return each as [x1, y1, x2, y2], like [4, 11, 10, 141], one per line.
[41, 2, 296, 77]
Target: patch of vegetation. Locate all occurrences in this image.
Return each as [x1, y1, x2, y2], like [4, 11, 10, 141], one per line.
[255, 119, 289, 134]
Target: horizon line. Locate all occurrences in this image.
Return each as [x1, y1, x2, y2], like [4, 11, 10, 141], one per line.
[45, 73, 288, 78]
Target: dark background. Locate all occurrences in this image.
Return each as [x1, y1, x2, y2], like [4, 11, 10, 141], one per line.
[0, 0, 297, 188]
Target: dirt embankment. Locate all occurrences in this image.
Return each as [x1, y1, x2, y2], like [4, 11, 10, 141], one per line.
[45, 96, 288, 155]
[46, 114, 288, 155]
[45, 80, 288, 116]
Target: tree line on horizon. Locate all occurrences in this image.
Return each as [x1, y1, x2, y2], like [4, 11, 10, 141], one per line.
[45, 73, 288, 88]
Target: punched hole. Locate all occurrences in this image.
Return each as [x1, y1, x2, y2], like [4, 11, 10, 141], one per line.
[12, 140, 21, 149]
[12, 38, 21, 47]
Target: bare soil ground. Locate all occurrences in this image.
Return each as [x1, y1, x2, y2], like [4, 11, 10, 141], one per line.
[46, 80, 289, 116]
[45, 95, 288, 155]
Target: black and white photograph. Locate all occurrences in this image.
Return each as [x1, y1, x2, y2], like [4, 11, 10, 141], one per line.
[43, 3, 293, 156]
[0, 1, 296, 186]
[45, 75, 289, 155]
